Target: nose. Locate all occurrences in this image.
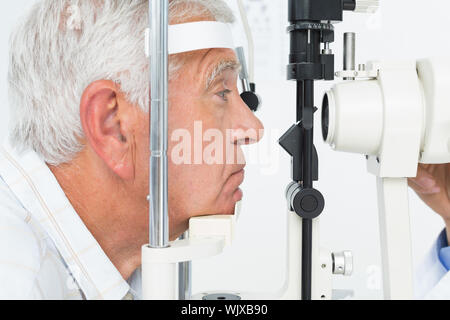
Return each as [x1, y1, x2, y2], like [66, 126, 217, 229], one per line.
[231, 95, 265, 146]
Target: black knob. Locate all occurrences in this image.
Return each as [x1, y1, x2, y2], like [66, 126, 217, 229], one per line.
[240, 91, 260, 112]
[291, 187, 325, 219]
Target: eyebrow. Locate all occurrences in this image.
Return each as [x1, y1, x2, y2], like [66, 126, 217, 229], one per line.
[205, 59, 241, 90]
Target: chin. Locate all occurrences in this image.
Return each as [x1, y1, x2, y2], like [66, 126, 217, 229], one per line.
[221, 200, 239, 215]
[169, 222, 189, 241]
[219, 191, 243, 215]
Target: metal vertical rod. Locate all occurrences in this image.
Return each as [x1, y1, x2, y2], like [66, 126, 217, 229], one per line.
[302, 80, 314, 188]
[301, 79, 314, 300]
[299, 28, 317, 301]
[236, 47, 251, 92]
[343, 32, 356, 80]
[149, 0, 170, 248]
[178, 232, 192, 300]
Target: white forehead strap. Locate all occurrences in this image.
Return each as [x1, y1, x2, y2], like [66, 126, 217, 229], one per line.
[168, 21, 234, 55]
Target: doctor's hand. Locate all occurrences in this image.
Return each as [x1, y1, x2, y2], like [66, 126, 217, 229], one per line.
[408, 164, 450, 223]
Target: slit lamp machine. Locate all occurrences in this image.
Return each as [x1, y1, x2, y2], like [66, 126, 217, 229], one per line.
[141, 0, 450, 300]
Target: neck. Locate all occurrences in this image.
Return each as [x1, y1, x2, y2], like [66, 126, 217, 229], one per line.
[49, 151, 148, 280]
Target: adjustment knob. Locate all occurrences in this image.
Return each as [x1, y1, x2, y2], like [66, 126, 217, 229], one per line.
[354, 0, 380, 14]
[289, 186, 325, 219]
[241, 91, 260, 112]
[332, 251, 353, 276]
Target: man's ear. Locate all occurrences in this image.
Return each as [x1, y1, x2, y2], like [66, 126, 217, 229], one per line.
[80, 80, 135, 180]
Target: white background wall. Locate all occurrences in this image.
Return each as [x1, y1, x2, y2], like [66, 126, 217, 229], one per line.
[0, 0, 447, 300]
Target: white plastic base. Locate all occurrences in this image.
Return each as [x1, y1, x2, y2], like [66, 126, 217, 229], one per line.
[142, 214, 238, 300]
[142, 238, 225, 300]
[142, 258, 178, 300]
[142, 210, 334, 300]
[191, 210, 333, 300]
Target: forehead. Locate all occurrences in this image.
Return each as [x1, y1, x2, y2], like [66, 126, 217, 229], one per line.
[192, 48, 239, 81]
[171, 48, 240, 94]
[199, 48, 237, 65]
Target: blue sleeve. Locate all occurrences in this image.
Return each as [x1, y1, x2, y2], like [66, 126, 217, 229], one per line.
[437, 229, 450, 271]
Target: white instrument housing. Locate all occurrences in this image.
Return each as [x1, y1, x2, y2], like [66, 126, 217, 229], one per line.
[323, 57, 450, 299]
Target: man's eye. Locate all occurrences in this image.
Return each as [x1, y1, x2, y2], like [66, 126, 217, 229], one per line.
[217, 89, 232, 101]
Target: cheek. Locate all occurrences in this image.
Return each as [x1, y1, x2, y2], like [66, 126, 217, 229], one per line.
[167, 127, 227, 216]
[168, 161, 224, 212]
[166, 91, 233, 213]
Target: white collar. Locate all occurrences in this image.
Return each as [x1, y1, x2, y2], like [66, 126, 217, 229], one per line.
[0, 139, 130, 300]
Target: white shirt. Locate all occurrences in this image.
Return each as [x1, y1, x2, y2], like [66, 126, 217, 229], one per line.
[0, 140, 141, 300]
[415, 230, 450, 299]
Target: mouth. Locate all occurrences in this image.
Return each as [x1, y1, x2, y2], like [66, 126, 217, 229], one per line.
[230, 168, 245, 183]
[228, 168, 245, 202]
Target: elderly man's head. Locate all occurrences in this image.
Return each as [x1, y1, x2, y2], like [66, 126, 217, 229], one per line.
[8, 0, 263, 247]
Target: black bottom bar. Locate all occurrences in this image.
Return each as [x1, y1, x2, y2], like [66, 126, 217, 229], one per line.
[302, 218, 313, 300]
[301, 80, 315, 300]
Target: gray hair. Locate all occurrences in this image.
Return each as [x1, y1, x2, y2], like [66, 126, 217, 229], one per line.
[8, 0, 235, 165]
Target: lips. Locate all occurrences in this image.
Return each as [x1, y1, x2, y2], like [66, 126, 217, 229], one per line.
[228, 169, 245, 202]
[230, 164, 246, 177]
[225, 168, 245, 192]
[230, 168, 245, 183]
